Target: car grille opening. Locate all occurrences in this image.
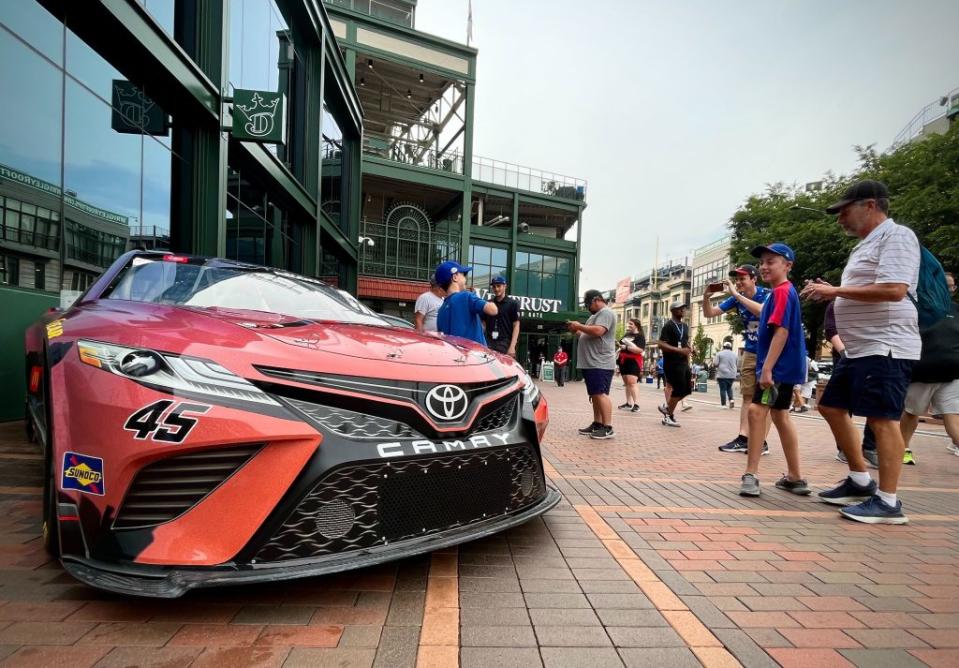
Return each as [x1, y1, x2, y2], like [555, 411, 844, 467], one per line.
[474, 399, 516, 432]
[283, 398, 420, 439]
[254, 446, 545, 563]
[113, 444, 261, 530]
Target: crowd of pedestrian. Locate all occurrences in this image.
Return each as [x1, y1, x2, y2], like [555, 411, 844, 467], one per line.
[416, 180, 955, 526]
[566, 180, 955, 526]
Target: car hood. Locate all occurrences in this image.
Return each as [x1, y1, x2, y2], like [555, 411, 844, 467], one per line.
[62, 302, 518, 382]
[196, 307, 498, 367]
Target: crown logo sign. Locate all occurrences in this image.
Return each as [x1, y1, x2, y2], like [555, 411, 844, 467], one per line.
[236, 92, 280, 138]
[114, 83, 156, 128]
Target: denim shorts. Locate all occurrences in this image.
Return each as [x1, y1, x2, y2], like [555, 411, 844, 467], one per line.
[582, 368, 614, 396]
[819, 354, 914, 420]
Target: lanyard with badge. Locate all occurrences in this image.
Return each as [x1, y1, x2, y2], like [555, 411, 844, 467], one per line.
[490, 299, 502, 340]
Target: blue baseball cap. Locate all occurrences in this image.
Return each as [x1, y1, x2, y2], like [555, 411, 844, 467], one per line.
[490, 275, 507, 285]
[750, 242, 795, 263]
[434, 260, 471, 285]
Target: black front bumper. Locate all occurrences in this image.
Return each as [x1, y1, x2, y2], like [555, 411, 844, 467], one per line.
[61, 486, 560, 598]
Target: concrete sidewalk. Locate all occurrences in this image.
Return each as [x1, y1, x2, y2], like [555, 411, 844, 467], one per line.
[0, 378, 955, 667]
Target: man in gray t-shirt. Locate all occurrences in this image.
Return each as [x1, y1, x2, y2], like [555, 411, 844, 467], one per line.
[714, 342, 738, 409]
[569, 289, 617, 440]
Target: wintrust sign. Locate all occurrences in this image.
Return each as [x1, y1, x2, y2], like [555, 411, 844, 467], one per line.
[475, 289, 563, 315]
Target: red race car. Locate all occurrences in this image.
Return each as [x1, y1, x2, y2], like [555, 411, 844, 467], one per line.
[24, 251, 557, 597]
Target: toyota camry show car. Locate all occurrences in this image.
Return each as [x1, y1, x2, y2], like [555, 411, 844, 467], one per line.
[24, 250, 557, 597]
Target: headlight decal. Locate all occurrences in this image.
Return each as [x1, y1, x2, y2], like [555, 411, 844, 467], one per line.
[77, 339, 280, 406]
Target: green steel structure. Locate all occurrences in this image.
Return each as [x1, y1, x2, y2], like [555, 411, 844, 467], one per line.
[0, 0, 587, 419]
[324, 0, 587, 369]
[0, 0, 363, 420]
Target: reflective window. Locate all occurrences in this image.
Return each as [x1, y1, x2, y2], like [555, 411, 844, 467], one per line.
[0, 254, 19, 286]
[229, 0, 287, 94]
[0, 23, 63, 188]
[135, 0, 175, 36]
[468, 244, 507, 291]
[226, 166, 300, 270]
[514, 250, 573, 308]
[321, 103, 344, 221]
[34, 260, 45, 290]
[0, 2, 63, 65]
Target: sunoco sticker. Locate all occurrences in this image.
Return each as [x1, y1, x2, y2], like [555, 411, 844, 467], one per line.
[62, 452, 105, 496]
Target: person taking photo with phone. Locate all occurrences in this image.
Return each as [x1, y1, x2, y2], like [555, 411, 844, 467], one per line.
[701, 264, 771, 454]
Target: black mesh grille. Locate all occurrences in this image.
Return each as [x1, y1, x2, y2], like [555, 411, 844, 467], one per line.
[474, 399, 516, 432]
[283, 398, 420, 439]
[254, 446, 545, 562]
[114, 445, 261, 529]
[268, 383, 520, 439]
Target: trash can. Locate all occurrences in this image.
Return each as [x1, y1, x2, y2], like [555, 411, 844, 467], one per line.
[695, 369, 708, 393]
[541, 361, 554, 382]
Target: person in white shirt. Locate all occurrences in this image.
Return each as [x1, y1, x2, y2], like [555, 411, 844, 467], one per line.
[413, 278, 446, 332]
[801, 180, 919, 525]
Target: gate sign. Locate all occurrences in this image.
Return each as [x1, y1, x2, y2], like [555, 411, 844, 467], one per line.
[232, 89, 286, 144]
[111, 80, 167, 135]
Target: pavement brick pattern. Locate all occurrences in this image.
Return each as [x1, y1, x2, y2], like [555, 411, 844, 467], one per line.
[0, 376, 956, 667]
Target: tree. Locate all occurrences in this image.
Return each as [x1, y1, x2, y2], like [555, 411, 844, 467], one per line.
[692, 323, 711, 365]
[727, 122, 959, 354]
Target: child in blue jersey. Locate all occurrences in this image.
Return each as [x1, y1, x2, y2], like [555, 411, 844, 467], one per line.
[739, 243, 809, 498]
[434, 261, 497, 345]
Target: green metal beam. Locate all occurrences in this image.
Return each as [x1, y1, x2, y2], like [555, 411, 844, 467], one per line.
[509, 192, 519, 288]
[169, 0, 228, 256]
[459, 82, 475, 262]
[231, 140, 316, 223]
[362, 157, 465, 190]
[42, 0, 221, 120]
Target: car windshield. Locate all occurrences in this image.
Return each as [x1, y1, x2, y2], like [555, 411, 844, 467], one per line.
[104, 257, 388, 326]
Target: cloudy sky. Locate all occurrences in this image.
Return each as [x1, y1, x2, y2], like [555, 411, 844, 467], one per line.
[416, 0, 959, 291]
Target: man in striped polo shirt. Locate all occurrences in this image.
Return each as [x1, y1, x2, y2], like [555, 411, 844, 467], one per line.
[801, 180, 920, 525]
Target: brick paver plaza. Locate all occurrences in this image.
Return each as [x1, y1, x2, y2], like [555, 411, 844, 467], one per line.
[0, 378, 956, 667]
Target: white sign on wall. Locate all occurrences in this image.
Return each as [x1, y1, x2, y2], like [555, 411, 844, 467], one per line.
[474, 288, 564, 314]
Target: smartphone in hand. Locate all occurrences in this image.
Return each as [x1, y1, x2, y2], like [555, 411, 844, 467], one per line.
[758, 384, 779, 406]
[707, 282, 725, 293]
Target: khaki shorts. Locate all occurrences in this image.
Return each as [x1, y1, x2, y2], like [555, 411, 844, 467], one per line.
[905, 379, 959, 417]
[741, 352, 757, 399]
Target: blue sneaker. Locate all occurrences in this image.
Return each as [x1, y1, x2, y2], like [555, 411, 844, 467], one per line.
[839, 495, 909, 525]
[818, 476, 877, 506]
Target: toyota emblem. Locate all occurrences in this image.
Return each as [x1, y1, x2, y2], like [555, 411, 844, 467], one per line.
[425, 384, 469, 421]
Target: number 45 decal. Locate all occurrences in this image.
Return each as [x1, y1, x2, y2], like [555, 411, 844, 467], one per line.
[124, 400, 210, 443]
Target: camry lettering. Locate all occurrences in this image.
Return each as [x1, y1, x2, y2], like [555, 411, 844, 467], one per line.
[376, 432, 512, 458]
[411, 439, 438, 455]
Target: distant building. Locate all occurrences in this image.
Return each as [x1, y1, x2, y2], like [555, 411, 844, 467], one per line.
[617, 261, 692, 368]
[689, 236, 744, 360]
[891, 86, 959, 149]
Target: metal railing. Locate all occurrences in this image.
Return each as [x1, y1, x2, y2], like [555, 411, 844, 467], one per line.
[358, 218, 461, 282]
[891, 87, 959, 148]
[362, 136, 464, 175]
[129, 225, 170, 238]
[471, 155, 587, 200]
[325, 0, 413, 28]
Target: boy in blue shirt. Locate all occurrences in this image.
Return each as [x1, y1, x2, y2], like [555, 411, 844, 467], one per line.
[702, 264, 770, 453]
[739, 243, 809, 498]
[435, 261, 497, 345]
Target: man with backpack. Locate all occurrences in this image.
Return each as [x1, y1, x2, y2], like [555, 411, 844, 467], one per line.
[801, 180, 924, 524]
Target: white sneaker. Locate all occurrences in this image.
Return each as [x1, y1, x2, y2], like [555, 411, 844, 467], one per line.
[948, 444, 959, 456]
[662, 415, 680, 428]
